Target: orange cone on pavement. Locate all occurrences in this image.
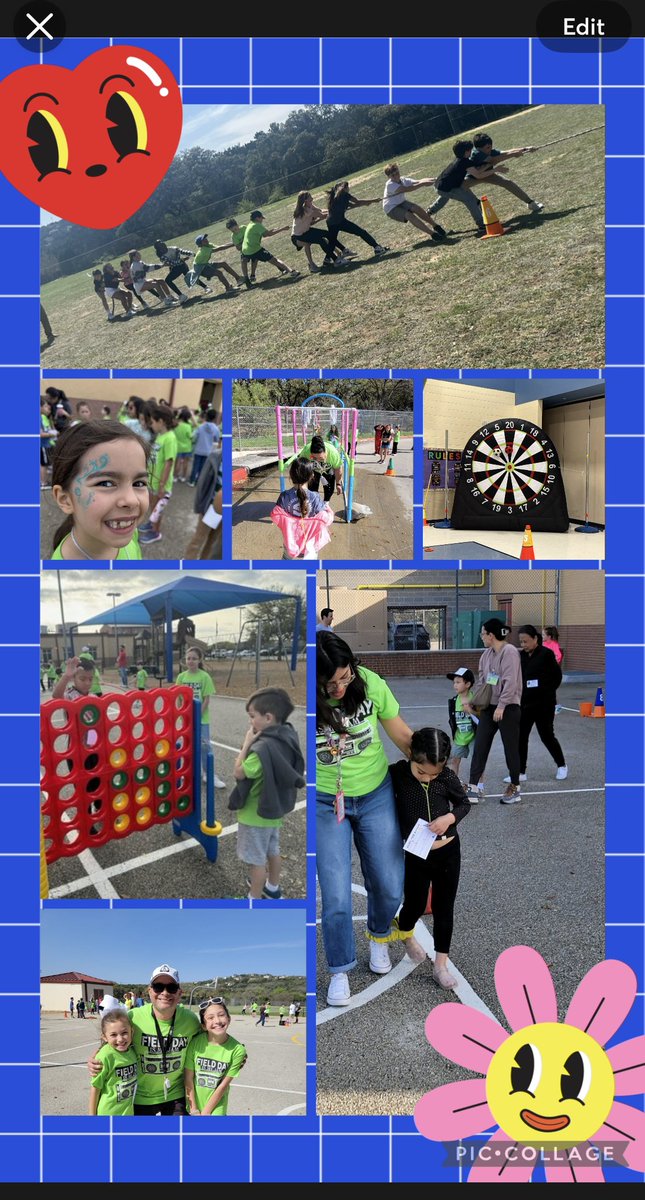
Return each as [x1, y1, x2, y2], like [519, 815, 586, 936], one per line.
[385, 457, 395, 476]
[480, 195, 506, 239]
[520, 525, 535, 560]
[592, 686, 605, 718]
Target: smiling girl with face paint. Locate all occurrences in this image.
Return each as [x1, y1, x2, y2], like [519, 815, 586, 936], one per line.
[50, 420, 151, 560]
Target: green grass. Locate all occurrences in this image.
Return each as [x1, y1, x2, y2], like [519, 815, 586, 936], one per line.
[41, 106, 604, 370]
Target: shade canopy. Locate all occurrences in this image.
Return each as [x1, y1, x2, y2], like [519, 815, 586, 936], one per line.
[79, 575, 302, 680]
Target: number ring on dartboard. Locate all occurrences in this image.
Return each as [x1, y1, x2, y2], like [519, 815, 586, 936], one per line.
[463, 420, 559, 513]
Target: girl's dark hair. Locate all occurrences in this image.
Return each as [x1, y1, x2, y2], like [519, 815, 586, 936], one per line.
[310, 434, 326, 455]
[518, 624, 542, 644]
[328, 424, 339, 437]
[153, 240, 167, 257]
[148, 403, 174, 430]
[178, 406, 192, 422]
[482, 618, 510, 640]
[51, 420, 150, 555]
[293, 190, 311, 220]
[544, 625, 559, 640]
[126, 396, 145, 418]
[326, 181, 348, 209]
[45, 387, 66, 401]
[199, 998, 230, 1026]
[289, 457, 315, 517]
[316, 631, 366, 733]
[410, 727, 451, 765]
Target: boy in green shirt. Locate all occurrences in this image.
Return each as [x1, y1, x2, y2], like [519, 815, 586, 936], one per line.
[446, 668, 482, 795]
[231, 686, 305, 900]
[176, 647, 225, 789]
[139, 405, 177, 545]
[136, 664, 148, 690]
[188, 233, 243, 292]
[240, 210, 300, 285]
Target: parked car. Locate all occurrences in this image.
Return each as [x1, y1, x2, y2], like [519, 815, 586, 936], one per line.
[392, 621, 430, 651]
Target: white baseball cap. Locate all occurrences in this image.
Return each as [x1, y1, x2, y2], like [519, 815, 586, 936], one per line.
[150, 964, 180, 985]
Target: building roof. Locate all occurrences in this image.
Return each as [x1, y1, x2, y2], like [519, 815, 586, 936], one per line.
[40, 972, 113, 985]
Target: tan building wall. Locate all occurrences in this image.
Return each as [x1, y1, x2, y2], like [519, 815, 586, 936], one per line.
[543, 397, 604, 525]
[317, 588, 389, 652]
[423, 380, 544, 520]
[560, 571, 604, 626]
[42, 379, 223, 420]
[489, 570, 558, 628]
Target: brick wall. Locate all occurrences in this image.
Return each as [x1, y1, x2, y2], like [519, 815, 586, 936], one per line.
[360, 651, 483, 677]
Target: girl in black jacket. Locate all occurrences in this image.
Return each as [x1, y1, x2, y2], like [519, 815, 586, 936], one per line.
[513, 624, 568, 782]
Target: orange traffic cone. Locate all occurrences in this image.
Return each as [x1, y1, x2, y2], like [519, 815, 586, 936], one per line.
[520, 525, 535, 560]
[480, 195, 506, 239]
[385, 457, 395, 476]
[592, 686, 605, 718]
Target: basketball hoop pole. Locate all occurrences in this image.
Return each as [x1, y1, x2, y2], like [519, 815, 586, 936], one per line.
[575, 404, 600, 533]
[433, 429, 452, 527]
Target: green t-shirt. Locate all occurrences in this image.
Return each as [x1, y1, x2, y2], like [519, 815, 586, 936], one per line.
[394, 430, 401, 443]
[136, 669, 148, 688]
[51, 535, 141, 560]
[239, 751, 281, 828]
[453, 691, 476, 746]
[242, 222, 267, 255]
[90, 668, 102, 695]
[194, 244, 213, 267]
[316, 666, 399, 796]
[186, 1033, 247, 1115]
[175, 421, 194, 454]
[176, 668, 215, 724]
[149, 430, 177, 494]
[47, 665, 57, 680]
[129, 1004, 200, 1106]
[92, 1043, 139, 1115]
[286, 440, 342, 473]
[231, 227, 245, 250]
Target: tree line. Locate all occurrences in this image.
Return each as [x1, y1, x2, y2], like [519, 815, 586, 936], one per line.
[42, 103, 526, 282]
[232, 378, 414, 411]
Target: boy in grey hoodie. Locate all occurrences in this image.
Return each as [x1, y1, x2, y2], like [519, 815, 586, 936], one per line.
[230, 687, 305, 900]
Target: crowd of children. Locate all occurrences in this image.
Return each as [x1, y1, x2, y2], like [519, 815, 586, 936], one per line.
[86, 132, 543, 325]
[41, 393, 221, 559]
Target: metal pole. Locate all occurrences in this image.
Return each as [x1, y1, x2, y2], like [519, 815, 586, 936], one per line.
[574, 402, 600, 533]
[433, 430, 452, 528]
[255, 618, 262, 686]
[165, 593, 174, 682]
[57, 571, 72, 658]
[236, 407, 242, 452]
[107, 591, 121, 662]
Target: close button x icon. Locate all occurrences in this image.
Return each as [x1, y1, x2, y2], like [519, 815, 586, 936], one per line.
[25, 10, 54, 39]
[14, 3, 66, 51]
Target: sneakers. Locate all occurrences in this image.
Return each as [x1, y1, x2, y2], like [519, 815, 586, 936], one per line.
[556, 765, 569, 780]
[214, 775, 226, 789]
[202, 285, 213, 294]
[369, 941, 392, 975]
[177, 293, 188, 303]
[138, 530, 162, 544]
[475, 227, 487, 238]
[500, 785, 521, 805]
[373, 244, 389, 256]
[341, 248, 358, 258]
[528, 200, 545, 212]
[163, 298, 176, 307]
[308, 263, 320, 273]
[327, 973, 351, 1006]
[504, 774, 527, 783]
[465, 785, 481, 803]
[430, 223, 447, 240]
[261, 884, 282, 900]
[107, 313, 115, 321]
[322, 257, 336, 267]
[433, 963, 457, 989]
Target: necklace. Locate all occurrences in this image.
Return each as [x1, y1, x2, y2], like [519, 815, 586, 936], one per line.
[69, 529, 96, 560]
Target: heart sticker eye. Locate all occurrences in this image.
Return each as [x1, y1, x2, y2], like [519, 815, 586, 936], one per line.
[27, 108, 70, 180]
[106, 90, 149, 161]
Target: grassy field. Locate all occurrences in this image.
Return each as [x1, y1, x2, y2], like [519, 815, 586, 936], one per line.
[41, 106, 604, 370]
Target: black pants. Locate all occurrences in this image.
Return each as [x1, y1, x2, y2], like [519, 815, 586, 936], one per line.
[398, 837, 461, 954]
[165, 261, 207, 294]
[292, 228, 345, 256]
[326, 217, 378, 256]
[309, 469, 336, 503]
[519, 704, 565, 772]
[469, 704, 521, 786]
[134, 1099, 187, 1116]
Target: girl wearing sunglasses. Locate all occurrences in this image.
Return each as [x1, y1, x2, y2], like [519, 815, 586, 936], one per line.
[185, 999, 247, 1116]
[316, 631, 413, 1007]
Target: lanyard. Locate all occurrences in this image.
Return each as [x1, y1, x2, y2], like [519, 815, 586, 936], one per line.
[419, 779, 432, 824]
[152, 1010, 177, 1094]
[323, 727, 347, 822]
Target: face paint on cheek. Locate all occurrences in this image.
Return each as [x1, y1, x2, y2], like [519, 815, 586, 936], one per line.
[73, 453, 110, 508]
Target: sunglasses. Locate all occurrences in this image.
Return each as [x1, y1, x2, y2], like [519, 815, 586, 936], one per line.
[324, 670, 355, 696]
[150, 981, 179, 994]
[199, 996, 226, 1010]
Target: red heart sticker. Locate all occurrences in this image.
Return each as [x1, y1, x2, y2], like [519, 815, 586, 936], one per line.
[0, 45, 182, 229]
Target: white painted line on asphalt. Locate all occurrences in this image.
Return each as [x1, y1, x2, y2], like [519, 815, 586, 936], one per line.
[484, 788, 604, 798]
[231, 1084, 306, 1095]
[41, 1041, 98, 1057]
[75, 849, 120, 899]
[278, 1102, 307, 1115]
[316, 884, 500, 1027]
[49, 801, 307, 898]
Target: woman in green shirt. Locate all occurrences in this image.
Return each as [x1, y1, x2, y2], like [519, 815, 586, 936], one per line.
[316, 632, 413, 1007]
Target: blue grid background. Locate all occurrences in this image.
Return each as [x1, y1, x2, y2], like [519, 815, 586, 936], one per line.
[0, 33, 643, 1183]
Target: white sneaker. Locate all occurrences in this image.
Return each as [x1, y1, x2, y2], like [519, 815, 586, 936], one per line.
[369, 942, 392, 974]
[465, 785, 481, 803]
[504, 774, 527, 783]
[556, 765, 568, 780]
[528, 200, 544, 212]
[163, 298, 176, 307]
[177, 293, 188, 303]
[308, 263, 320, 273]
[214, 775, 226, 789]
[500, 785, 521, 805]
[327, 973, 350, 1006]
[202, 286, 213, 294]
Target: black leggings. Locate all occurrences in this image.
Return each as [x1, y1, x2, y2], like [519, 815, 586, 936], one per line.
[292, 228, 346, 256]
[308, 469, 336, 503]
[519, 704, 565, 772]
[398, 837, 461, 954]
[326, 217, 378, 255]
[469, 704, 521, 786]
[165, 261, 207, 294]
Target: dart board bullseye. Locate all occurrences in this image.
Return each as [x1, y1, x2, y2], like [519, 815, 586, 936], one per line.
[450, 419, 569, 532]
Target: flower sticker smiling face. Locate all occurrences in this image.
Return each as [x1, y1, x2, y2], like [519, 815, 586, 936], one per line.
[414, 946, 645, 1183]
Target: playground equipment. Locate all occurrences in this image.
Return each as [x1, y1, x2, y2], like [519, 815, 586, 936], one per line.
[226, 614, 295, 688]
[41, 686, 222, 866]
[276, 393, 359, 523]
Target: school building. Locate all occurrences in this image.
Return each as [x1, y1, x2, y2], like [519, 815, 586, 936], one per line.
[317, 569, 604, 676]
[41, 972, 115, 1014]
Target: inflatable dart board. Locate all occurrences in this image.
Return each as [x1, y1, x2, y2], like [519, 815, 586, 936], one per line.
[450, 418, 569, 532]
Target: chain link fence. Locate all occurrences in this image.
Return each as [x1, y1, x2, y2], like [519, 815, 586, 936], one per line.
[233, 406, 414, 453]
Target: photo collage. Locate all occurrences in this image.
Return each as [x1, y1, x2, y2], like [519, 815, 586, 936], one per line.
[0, 26, 642, 1188]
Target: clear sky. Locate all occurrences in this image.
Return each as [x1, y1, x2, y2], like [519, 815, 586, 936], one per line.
[41, 104, 303, 226]
[40, 569, 305, 641]
[41, 907, 306, 982]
